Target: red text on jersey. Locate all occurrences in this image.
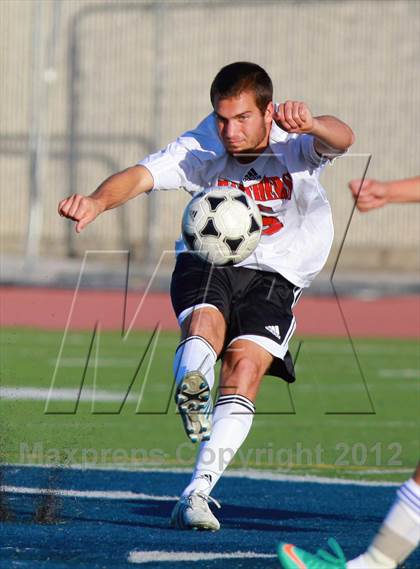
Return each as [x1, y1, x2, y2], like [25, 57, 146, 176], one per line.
[217, 174, 293, 236]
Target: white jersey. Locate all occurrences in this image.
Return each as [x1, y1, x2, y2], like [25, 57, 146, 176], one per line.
[140, 113, 337, 288]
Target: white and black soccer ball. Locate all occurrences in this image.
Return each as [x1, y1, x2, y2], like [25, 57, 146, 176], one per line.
[181, 186, 262, 265]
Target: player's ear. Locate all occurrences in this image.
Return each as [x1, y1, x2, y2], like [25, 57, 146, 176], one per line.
[265, 101, 274, 122]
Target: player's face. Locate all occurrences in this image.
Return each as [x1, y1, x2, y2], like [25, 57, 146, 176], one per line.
[214, 91, 273, 160]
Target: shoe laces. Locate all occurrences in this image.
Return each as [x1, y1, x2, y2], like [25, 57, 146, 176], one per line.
[189, 491, 221, 509]
[315, 538, 346, 567]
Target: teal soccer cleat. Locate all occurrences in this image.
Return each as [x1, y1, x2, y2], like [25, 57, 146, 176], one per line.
[277, 539, 347, 569]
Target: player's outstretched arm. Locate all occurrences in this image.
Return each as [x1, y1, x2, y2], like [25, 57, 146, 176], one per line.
[274, 100, 355, 156]
[348, 176, 420, 212]
[58, 165, 154, 233]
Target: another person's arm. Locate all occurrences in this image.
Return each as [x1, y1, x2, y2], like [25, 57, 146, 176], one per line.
[58, 165, 154, 233]
[348, 176, 420, 212]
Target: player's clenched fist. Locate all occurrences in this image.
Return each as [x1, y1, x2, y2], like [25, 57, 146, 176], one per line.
[58, 194, 104, 233]
[274, 101, 314, 134]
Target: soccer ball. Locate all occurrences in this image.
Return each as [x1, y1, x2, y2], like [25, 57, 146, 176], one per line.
[181, 186, 262, 265]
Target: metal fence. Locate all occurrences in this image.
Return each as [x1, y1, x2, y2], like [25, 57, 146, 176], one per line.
[1, 0, 419, 273]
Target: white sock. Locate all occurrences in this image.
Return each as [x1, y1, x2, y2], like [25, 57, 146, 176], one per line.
[347, 478, 420, 569]
[182, 394, 255, 497]
[173, 335, 217, 389]
[347, 547, 396, 569]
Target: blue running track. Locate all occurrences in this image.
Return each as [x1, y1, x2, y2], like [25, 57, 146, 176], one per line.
[1, 465, 419, 568]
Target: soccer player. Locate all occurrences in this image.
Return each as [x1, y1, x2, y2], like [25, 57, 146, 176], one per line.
[278, 175, 420, 568]
[58, 62, 354, 530]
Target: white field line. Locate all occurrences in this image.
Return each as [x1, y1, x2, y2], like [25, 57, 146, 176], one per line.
[2, 380, 416, 402]
[221, 469, 402, 487]
[296, 345, 419, 355]
[292, 383, 415, 392]
[48, 357, 146, 367]
[0, 387, 137, 402]
[1, 485, 177, 501]
[128, 551, 276, 563]
[312, 419, 417, 428]
[342, 468, 413, 475]
[378, 369, 419, 379]
[4, 463, 402, 487]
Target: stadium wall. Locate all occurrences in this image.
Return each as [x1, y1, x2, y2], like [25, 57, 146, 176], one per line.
[1, 0, 419, 272]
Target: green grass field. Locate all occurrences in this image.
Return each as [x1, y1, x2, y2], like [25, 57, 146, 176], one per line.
[1, 327, 418, 482]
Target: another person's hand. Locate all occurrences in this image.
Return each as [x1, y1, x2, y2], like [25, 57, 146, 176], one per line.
[58, 194, 105, 233]
[348, 179, 389, 212]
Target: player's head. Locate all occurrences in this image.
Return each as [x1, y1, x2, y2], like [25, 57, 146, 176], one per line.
[210, 62, 273, 114]
[210, 62, 274, 158]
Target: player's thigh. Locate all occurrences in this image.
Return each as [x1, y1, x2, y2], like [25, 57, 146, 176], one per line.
[227, 271, 301, 383]
[170, 253, 231, 351]
[180, 307, 227, 355]
[235, 272, 302, 357]
[171, 253, 231, 319]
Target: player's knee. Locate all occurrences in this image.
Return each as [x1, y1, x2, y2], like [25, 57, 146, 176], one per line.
[181, 308, 225, 353]
[184, 308, 223, 336]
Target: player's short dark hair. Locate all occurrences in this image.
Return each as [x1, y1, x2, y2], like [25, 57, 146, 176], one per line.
[210, 62, 273, 114]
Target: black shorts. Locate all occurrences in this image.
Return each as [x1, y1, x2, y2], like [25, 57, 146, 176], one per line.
[170, 253, 303, 382]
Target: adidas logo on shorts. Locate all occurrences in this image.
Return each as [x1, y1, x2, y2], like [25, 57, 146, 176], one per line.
[265, 325, 281, 340]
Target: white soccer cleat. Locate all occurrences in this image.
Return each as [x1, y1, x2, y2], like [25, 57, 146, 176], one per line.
[170, 491, 221, 531]
[175, 371, 213, 443]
